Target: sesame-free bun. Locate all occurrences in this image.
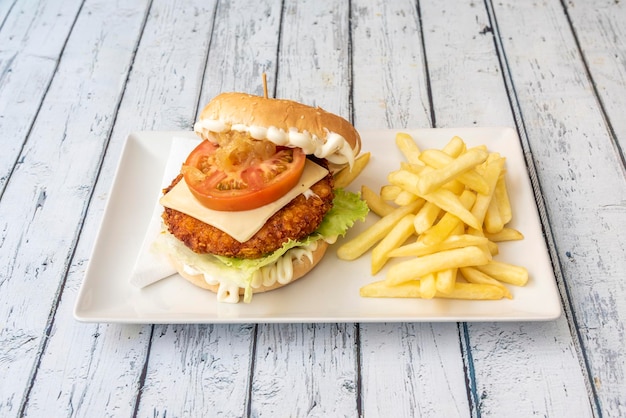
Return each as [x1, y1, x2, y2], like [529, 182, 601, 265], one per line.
[171, 241, 329, 297]
[197, 92, 361, 156]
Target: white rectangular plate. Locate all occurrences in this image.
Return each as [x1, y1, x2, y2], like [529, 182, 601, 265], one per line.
[74, 128, 561, 323]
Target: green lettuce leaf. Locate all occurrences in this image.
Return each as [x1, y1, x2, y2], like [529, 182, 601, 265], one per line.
[157, 188, 369, 302]
[214, 188, 369, 271]
[316, 188, 370, 239]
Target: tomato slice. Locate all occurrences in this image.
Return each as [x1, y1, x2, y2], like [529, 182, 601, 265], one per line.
[182, 139, 306, 211]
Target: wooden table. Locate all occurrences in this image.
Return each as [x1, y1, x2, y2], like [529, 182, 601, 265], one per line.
[2, 0, 625, 416]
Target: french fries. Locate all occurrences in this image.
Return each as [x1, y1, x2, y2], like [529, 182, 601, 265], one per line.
[337, 133, 529, 301]
[334, 152, 371, 189]
[336, 200, 423, 261]
[360, 280, 506, 300]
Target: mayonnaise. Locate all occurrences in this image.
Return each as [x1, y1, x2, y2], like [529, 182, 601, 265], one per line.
[181, 240, 320, 303]
[194, 120, 356, 168]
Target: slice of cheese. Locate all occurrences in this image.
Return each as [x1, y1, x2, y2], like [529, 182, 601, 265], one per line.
[159, 159, 329, 242]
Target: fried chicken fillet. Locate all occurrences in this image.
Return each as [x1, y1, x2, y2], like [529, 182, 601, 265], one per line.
[162, 163, 334, 259]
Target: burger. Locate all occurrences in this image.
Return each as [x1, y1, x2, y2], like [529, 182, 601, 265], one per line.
[154, 92, 369, 303]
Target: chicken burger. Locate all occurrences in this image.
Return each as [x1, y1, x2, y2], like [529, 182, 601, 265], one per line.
[155, 92, 368, 303]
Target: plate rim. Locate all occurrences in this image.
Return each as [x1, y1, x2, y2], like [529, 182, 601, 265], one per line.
[74, 128, 562, 324]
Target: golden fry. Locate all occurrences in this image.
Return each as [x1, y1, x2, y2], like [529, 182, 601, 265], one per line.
[484, 192, 504, 233]
[333, 152, 371, 189]
[495, 174, 512, 224]
[419, 190, 476, 245]
[360, 280, 505, 300]
[386, 246, 490, 286]
[395, 191, 420, 206]
[389, 234, 489, 258]
[413, 201, 441, 234]
[336, 200, 423, 261]
[380, 184, 402, 201]
[460, 267, 512, 299]
[417, 148, 488, 195]
[361, 185, 395, 217]
[475, 260, 529, 286]
[388, 170, 480, 229]
[420, 273, 437, 299]
[442, 136, 466, 157]
[483, 227, 524, 242]
[471, 154, 504, 227]
[371, 214, 416, 274]
[395, 133, 422, 164]
[435, 268, 457, 294]
[400, 162, 426, 175]
[419, 149, 489, 194]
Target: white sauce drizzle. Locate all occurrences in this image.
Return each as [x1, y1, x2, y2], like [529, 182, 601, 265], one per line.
[194, 120, 356, 168]
[303, 189, 318, 199]
[181, 240, 320, 303]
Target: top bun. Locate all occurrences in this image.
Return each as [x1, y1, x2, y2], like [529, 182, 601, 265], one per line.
[194, 92, 361, 167]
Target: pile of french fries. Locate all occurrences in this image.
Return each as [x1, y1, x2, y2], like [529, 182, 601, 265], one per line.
[337, 133, 528, 301]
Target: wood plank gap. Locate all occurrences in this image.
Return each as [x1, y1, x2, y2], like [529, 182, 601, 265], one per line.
[273, 0, 286, 99]
[347, 0, 355, 125]
[559, 0, 626, 172]
[131, 326, 155, 418]
[11, 2, 89, 411]
[245, 324, 259, 418]
[0, 0, 17, 30]
[483, 0, 603, 416]
[271, 0, 286, 99]
[354, 323, 363, 417]
[557, 2, 619, 416]
[0, 0, 86, 201]
[347, 5, 362, 413]
[458, 322, 480, 418]
[415, 0, 435, 128]
[193, 0, 220, 119]
[14, 1, 156, 415]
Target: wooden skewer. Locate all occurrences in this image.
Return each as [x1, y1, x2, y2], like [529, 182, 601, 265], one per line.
[262, 73, 268, 98]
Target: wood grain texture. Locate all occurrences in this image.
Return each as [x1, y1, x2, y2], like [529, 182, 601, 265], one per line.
[492, 0, 626, 416]
[0, 1, 151, 416]
[351, 0, 431, 129]
[20, 1, 228, 417]
[197, 0, 283, 107]
[140, 324, 255, 418]
[567, 0, 626, 154]
[135, 1, 284, 416]
[350, 1, 471, 416]
[252, 324, 359, 417]
[1, 0, 625, 417]
[0, 0, 83, 192]
[249, 1, 360, 416]
[423, 1, 592, 416]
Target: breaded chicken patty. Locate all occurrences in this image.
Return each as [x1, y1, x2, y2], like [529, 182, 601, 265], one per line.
[162, 165, 334, 259]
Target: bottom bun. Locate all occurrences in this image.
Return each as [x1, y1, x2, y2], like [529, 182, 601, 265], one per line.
[171, 241, 329, 296]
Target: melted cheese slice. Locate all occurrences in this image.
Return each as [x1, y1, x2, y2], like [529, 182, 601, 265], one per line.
[159, 160, 329, 242]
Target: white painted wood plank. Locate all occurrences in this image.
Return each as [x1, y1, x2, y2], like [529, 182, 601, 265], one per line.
[0, 0, 83, 191]
[350, 2, 471, 416]
[360, 323, 470, 417]
[140, 324, 256, 417]
[351, 0, 431, 130]
[196, 0, 284, 110]
[491, 0, 626, 416]
[249, 1, 359, 416]
[0, 1, 151, 416]
[136, 1, 286, 416]
[19, 1, 257, 417]
[567, 0, 626, 151]
[0, 0, 17, 24]
[422, 1, 593, 417]
[252, 324, 359, 416]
